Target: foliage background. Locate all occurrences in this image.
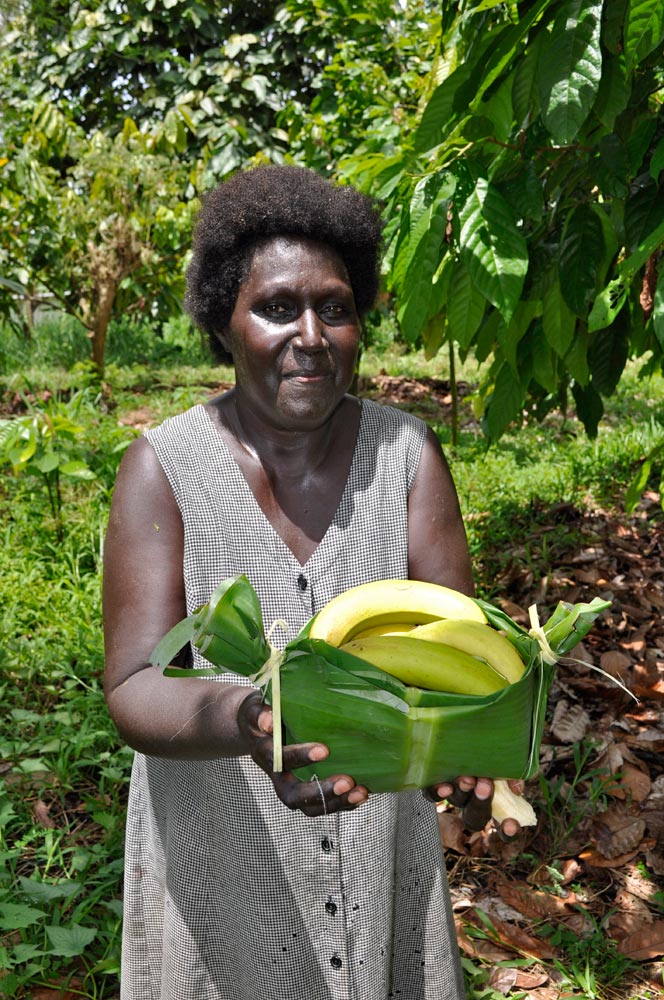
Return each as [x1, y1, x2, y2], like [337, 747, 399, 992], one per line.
[1, 1, 664, 997]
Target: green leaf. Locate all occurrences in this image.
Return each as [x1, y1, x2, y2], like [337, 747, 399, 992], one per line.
[415, 62, 474, 153]
[588, 309, 630, 393]
[564, 326, 592, 385]
[59, 459, 95, 479]
[624, 0, 664, 67]
[588, 277, 627, 330]
[530, 325, 558, 393]
[446, 260, 487, 351]
[624, 177, 664, 252]
[46, 924, 97, 957]
[0, 902, 46, 930]
[572, 381, 604, 436]
[538, 0, 604, 143]
[593, 53, 631, 129]
[18, 877, 82, 902]
[458, 178, 528, 325]
[559, 204, 606, 315]
[482, 361, 525, 440]
[542, 280, 577, 356]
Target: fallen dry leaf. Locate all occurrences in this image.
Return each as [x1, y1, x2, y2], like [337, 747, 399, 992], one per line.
[618, 920, 664, 961]
[590, 806, 647, 858]
[550, 699, 590, 743]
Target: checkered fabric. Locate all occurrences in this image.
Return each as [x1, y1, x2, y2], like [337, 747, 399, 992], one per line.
[121, 398, 465, 1000]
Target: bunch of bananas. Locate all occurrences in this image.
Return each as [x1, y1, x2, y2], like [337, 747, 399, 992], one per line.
[309, 579, 527, 694]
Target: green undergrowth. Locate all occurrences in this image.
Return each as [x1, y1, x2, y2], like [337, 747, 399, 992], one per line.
[0, 341, 662, 997]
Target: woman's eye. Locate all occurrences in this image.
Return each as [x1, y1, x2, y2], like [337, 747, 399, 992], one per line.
[262, 303, 291, 320]
[320, 303, 346, 321]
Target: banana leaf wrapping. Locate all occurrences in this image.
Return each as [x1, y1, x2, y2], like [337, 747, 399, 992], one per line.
[151, 576, 611, 793]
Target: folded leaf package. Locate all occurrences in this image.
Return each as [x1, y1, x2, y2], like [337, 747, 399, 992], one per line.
[151, 576, 611, 799]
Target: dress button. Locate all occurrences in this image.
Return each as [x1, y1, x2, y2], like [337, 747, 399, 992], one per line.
[297, 574, 308, 591]
[321, 837, 333, 852]
[325, 898, 337, 915]
[330, 954, 342, 969]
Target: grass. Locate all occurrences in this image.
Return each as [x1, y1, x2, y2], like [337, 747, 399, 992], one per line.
[1, 317, 663, 998]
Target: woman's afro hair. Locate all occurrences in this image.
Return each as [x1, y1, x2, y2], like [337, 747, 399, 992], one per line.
[184, 165, 384, 363]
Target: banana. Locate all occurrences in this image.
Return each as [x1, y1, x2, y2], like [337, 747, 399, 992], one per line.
[352, 622, 416, 639]
[310, 579, 487, 647]
[410, 618, 526, 684]
[491, 779, 537, 827]
[341, 635, 508, 695]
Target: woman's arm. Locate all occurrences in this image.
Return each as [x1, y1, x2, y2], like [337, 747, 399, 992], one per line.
[408, 426, 474, 593]
[103, 436, 253, 758]
[103, 436, 367, 814]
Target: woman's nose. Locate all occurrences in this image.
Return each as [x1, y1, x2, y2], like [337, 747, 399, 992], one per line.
[293, 309, 326, 351]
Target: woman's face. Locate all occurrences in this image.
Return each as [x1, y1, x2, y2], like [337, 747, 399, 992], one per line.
[219, 236, 361, 431]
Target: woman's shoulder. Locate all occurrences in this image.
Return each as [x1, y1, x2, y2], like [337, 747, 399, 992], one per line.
[359, 396, 428, 439]
[143, 403, 209, 446]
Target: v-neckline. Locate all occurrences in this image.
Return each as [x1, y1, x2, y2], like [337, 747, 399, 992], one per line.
[199, 402, 365, 570]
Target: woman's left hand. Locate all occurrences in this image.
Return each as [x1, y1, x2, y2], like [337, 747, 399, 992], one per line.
[237, 691, 369, 816]
[430, 776, 524, 839]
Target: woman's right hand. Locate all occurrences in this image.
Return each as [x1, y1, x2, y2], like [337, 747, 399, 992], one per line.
[237, 691, 369, 816]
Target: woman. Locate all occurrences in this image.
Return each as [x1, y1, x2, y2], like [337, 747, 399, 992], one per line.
[103, 165, 512, 1000]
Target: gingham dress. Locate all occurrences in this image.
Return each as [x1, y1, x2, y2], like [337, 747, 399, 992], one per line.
[121, 398, 464, 1000]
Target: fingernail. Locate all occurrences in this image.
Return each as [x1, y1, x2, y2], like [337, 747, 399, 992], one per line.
[348, 788, 365, 804]
[333, 778, 352, 795]
[437, 784, 453, 799]
[309, 745, 328, 762]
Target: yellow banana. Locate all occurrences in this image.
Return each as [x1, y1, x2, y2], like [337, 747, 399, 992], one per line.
[491, 779, 537, 826]
[310, 579, 486, 647]
[410, 618, 526, 684]
[341, 635, 508, 695]
[352, 622, 416, 639]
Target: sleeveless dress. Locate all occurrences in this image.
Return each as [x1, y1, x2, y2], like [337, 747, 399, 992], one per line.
[121, 397, 464, 1000]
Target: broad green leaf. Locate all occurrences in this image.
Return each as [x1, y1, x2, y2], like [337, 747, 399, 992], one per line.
[596, 134, 630, 198]
[446, 261, 487, 351]
[458, 178, 528, 325]
[46, 923, 97, 957]
[588, 277, 627, 331]
[530, 326, 558, 393]
[512, 31, 544, 124]
[538, 0, 604, 143]
[624, 0, 664, 67]
[397, 220, 450, 343]
[0, 902, 46, 930]
[627, 116, 658, 175]
[603, 0, 631, 52]
[593, 53, 631, 129]
[624, 178, 664, 252]
[482, 361, 525, 440]
[572, 380, 604, 437]
[415, 62, 474, 153]
[564, 326, 592, 386]
[497, 299, 541, 372]
[588, 309, 630, 393]
[18, 876, 82, 902]
[391, 172, 455, 296]
[542, 280, 577, 356]
[59, 459, 95, 479]
[559, 204, 606, 315]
